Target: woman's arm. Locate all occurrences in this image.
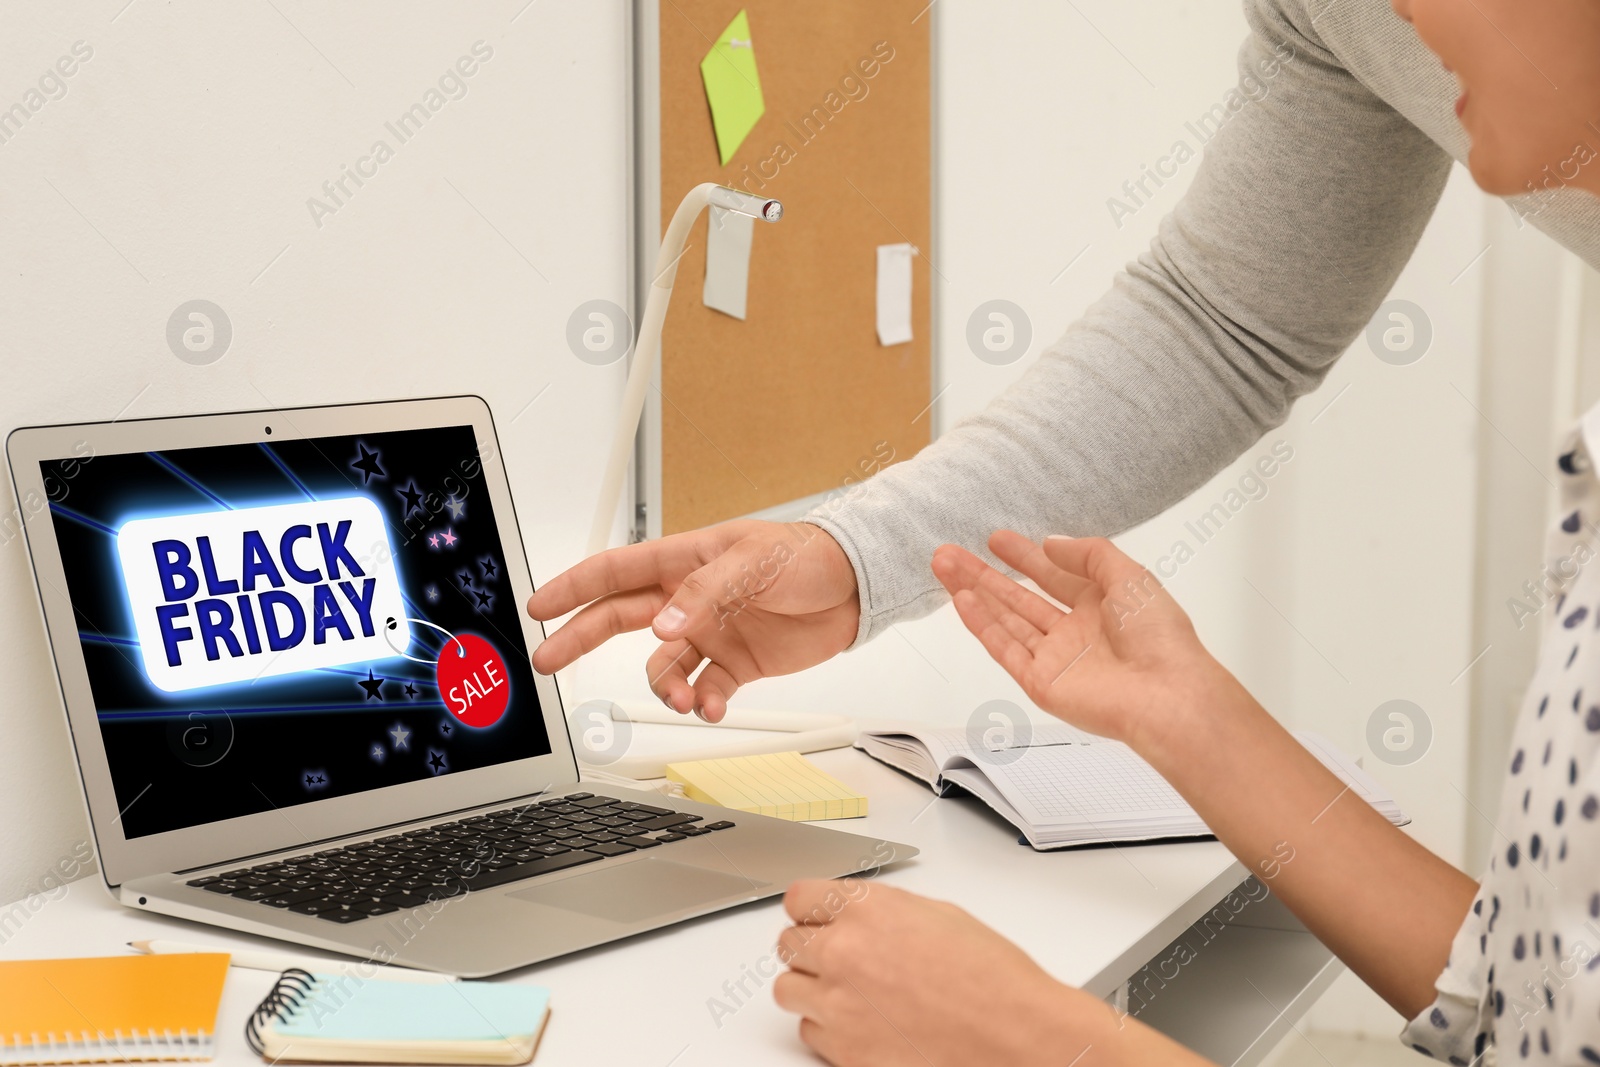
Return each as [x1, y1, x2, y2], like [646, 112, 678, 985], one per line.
[932, 532, 1477, 1018]
[1142, 669, 1474, 1016]
[810, 0, 1454, 647]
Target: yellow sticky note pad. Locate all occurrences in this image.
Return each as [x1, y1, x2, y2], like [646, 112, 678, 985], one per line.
[700, 9, 765, 165]
[667, 751, 867, 821]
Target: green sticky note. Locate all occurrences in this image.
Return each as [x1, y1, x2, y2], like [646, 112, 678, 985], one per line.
[700, 9, 765, 165]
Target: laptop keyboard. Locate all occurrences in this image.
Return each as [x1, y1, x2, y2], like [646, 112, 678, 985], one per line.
[183, 793, 735, 924]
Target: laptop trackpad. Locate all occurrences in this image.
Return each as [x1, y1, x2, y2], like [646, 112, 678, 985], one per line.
[507, 859, 768, 924]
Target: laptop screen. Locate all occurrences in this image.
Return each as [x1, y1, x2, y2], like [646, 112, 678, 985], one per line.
[43, 423, 552, 840]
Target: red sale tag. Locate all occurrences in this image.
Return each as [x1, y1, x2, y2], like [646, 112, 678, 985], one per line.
[435, 633, 510, 728]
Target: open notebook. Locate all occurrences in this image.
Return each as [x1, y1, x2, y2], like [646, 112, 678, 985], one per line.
[856, 721, 1407, 849]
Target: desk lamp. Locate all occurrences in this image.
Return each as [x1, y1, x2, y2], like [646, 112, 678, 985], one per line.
[575, 186, 847, 779]
[587, 183, 782, 554]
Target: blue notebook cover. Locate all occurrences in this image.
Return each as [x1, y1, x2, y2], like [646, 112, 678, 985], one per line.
[275, 975, 550, 1043]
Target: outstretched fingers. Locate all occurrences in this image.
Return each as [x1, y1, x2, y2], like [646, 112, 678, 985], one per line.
[531, 588, 663, 674]
[1040, 536, 1159, 602]
[966, 581, 1046, 651]
[527, 541, 669, 621]
[988, 529, 1096, 610]
[932, 544, 1065, 634]
[950, 589, 1036, 682]
[528, 527, 743, 621]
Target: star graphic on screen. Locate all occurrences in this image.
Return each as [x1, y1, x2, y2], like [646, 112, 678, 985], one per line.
[358, 670, 384, 701]
[404, 682, 417, 699]
[458, 568, 476, 590]
[445, 496, 466, 520]
[428, 534, 440, 549]
[427, 750, 448, 775]
[440, 721, 453, 737]
[473, 589, 494, 611]
[370, 743, 386, 763]
[426, 584, 440, 602]
[389, 723, 411, 751]
[351, 444, 385, 484]
[304, 773, 316, 786]
[396, 479, 424, 516]
[479, 556, 498, 581]
[440, 528, 458, 547]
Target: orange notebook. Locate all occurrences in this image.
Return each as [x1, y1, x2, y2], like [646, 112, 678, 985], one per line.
[0, 954, 230, 1064]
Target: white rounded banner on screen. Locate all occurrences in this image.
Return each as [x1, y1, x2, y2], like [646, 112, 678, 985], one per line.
[115, 496, 411, 692]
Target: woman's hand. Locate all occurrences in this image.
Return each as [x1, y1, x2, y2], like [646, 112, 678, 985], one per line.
[930, 531, 1237, 755]
[773, 879, 1213, 1067]
[935, 532, 1481, 1018]
[527, 520, 859, 722]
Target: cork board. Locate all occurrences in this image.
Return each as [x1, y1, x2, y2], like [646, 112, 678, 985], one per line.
[657, 0, 932, 533]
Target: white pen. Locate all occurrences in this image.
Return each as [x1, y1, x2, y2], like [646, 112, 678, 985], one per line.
[128, 938, 458, 983]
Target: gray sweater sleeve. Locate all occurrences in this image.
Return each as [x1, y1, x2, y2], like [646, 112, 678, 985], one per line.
[805, 0, 1454, 647]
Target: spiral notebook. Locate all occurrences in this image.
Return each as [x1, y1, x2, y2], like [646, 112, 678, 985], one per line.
[247, 970, 550, 1065]
[856, 721, 1408, 849]
[0, 953, 230, 1065]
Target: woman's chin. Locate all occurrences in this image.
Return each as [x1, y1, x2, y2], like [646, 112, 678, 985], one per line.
[1464, 145, 1534, 199]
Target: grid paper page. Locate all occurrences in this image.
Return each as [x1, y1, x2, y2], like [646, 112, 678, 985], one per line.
[988, 743, 1193, 827]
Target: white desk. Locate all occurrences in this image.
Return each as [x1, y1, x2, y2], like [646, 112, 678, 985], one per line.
[0, 748, 1340, 1066]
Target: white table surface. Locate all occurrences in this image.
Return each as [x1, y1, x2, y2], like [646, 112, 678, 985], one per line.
[1, 747, 1249, 1066]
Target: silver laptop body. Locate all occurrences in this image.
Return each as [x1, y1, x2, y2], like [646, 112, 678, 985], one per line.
[8, 396, 913, 977]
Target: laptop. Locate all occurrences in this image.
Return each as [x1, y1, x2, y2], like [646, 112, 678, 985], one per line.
[7, 396, 914, 977]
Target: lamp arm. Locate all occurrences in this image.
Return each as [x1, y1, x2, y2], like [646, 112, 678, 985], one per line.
[586, 183, 781, 554]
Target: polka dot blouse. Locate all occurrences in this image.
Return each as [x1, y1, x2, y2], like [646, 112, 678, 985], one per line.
[1404, 422, 1600, 1064]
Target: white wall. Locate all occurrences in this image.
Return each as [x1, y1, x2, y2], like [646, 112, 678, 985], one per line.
[0, 0, 631, 902]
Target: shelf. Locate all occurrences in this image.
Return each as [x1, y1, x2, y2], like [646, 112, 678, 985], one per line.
[1127, 883, 1345, 1066]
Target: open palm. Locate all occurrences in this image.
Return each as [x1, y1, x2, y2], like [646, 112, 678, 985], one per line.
[931, 531, 1227, 749]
